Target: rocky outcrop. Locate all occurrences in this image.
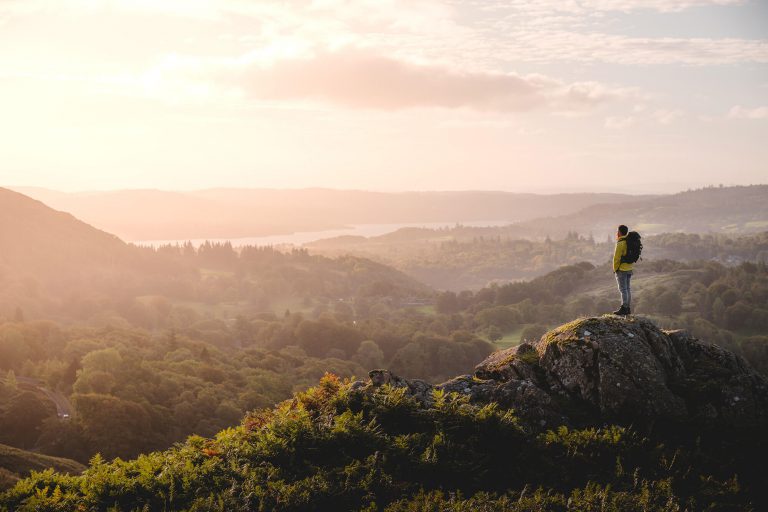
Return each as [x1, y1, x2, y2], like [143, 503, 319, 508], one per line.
[356, 316, 768, 432]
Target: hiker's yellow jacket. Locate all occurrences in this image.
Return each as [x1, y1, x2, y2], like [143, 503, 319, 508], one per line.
[613, 236, 634, 272]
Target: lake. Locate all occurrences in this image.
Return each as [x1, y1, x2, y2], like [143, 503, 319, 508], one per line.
[130, 220, 514, 248]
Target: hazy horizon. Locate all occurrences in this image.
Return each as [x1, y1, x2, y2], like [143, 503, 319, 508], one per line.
[7, 181, 761, 196]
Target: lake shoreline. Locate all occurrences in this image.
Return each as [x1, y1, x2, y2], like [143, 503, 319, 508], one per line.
[129, 220, 516, 248]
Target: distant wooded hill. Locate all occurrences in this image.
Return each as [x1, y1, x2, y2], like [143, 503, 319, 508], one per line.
[12, 185, 766, 243]
[307, 185, 768, 244]
[306, 186, 768, 289]
[0, 188, 131, 276]
[11, 187, 654, 240]
[308, 230, 768, 291]
[0, 188, 430, 322]
[513, 184, 768, 237]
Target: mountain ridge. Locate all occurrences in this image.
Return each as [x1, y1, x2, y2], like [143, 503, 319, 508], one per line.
[0, 187, 433, 321]
[9, 187, 657, 240]
[0, 187, 131, 275]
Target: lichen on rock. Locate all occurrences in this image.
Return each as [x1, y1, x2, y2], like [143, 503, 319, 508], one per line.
[359, 316, 768, 433]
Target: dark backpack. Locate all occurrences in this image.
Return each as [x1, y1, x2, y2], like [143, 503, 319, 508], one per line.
[621, 231, 642, 264]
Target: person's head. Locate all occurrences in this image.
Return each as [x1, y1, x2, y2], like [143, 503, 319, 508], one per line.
[617, 225, 628, 238]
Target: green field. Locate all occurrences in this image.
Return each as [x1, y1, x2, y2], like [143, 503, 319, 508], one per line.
[495, 331, 521, 350]
[493, 324, 544, 350]
[412, 304, 437, 315]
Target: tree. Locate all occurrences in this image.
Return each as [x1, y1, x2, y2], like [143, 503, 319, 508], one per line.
[0, 391, 52, 448]
[486, 326, 503, 343]
[520, 324, 548, 343]
[724, 302, 752, 330]
[353, 340, 384, 370]
[333, 301, 354, 322]
[61, 359, 80, 390]
[656, 290, 683, 316]
[73, 370, 116, 395]
[73, 393, 154, 459]
[390, 342, 431, 379]
[436, 292, 460, 314]
[474, 306, 519, 331]
[36, 416, 89, 462]
[0, 326, 29, 370]
[81, 348, 123, 374]
[5, 369, 17, 390]
[296, 318, 363, 358]
[712, 298, 726, 325]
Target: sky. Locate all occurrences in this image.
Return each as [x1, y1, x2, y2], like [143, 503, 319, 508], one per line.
[0, 0, 766, 193]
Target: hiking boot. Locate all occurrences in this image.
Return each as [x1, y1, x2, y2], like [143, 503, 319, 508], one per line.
[625, 306, 631, 315]
[612, 306, 628, 315]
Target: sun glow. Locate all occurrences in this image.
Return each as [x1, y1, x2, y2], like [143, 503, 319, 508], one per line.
[0, 0, 765, 192]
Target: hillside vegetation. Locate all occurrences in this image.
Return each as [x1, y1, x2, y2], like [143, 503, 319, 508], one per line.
[1, 187, 767, 507]
[0, 188, 431, 323]
[2, 256, 766, 467]
[0, 444, 84, 492]
[309, 229, 768, 290]
[3, 315, 766, 511]
[306, 185, 768, 290]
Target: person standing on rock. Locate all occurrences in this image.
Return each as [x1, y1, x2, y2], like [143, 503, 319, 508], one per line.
[612, 225, 634, 315]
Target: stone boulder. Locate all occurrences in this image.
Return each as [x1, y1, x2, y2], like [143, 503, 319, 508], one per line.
[533, 316, 688, 424]
[359, 316, 768, 432]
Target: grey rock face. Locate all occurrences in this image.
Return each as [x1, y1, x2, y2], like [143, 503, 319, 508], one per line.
[361, 316, 768, 432]
[368, 369, 434, 404]
[666, 330, 768, 428]
[535, 316, 688, 423]
[474, 343, 539, 382]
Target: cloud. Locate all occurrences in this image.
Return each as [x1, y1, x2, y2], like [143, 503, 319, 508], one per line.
[471, 0, 744, 16]
[0, 0, 219, 20]
[728, 105, 768, 119]
[652, 109, 684, 124]
[579, 0, 744, 12]
[4, 0, 764, 70]
[604, 108, 684, 129]
[215, 49, 628, 112]
[604, 116, 635, 129]
[456, 1, 765, 67]
[482, 32, 768, 66]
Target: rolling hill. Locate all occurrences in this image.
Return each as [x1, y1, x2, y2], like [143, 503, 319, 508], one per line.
[0, 188, 432, 321]
[0, 187, 132, 275]
[11, 187, 655, 241]
[0, 444, 84, 491]
[306, 186, 768, 289]
[513, 184, 768, 237]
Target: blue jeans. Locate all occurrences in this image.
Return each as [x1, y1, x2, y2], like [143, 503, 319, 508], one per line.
[615, 271, 632, 307]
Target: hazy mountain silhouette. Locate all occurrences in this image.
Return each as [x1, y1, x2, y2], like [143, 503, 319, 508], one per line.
[0, 187, 132, 276]
[11, 188, 655, 241]
[309, 186, 768, 248]
[513, 184, 768, 237]
[0, 188, 431, 320]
